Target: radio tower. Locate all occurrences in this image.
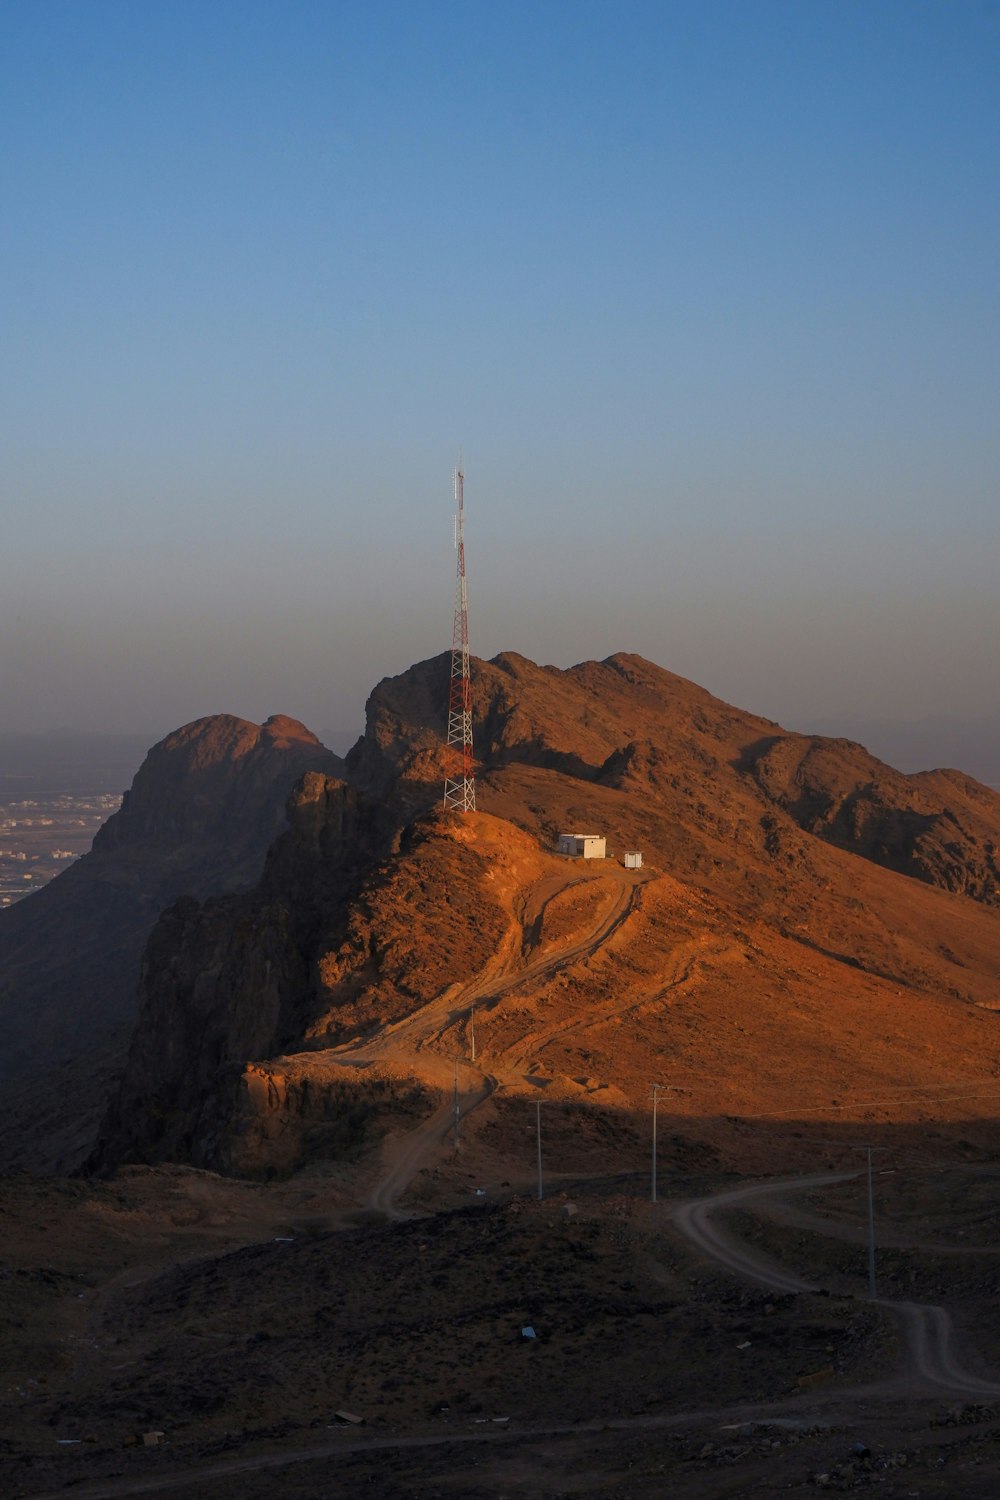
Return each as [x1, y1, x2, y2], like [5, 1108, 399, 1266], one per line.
[443, 461, 476, 812]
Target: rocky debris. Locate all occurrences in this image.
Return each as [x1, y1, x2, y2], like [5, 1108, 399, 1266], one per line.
[811, 1448, 912, 1488]
[10, 1161, 1000, 1496]
[934, 1402, 999, 1427]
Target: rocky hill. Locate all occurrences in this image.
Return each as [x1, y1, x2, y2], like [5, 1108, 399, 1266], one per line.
[90, 652, 1000, 1179]
[354, 651, 1000, 906]
[0, 714, 342, 1172]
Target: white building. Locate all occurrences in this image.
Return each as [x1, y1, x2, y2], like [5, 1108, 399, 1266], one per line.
[558, 833, 606, 859]
[623, 850, 643, 870]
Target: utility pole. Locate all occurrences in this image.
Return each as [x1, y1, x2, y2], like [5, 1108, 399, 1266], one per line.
[866, 1146, 877, 1300]
[651, 1084, 665, 1203]
[453, 1068, 460, 1148]
[470, 1002, 476, 1063]
[535, 1101, 543, 1201]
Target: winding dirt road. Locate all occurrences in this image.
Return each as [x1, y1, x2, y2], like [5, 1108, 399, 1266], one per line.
[673, 1173, 847, 1296]
[673, 1173, 1000, 1400]
[337, 867, 647, 1214]
[371, 868, 644, 1062]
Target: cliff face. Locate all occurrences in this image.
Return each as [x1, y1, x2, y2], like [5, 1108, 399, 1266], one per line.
[0, 715, 343, 1172]
[90, 776, 505, 1174]
[90, 650, 1000, 1180]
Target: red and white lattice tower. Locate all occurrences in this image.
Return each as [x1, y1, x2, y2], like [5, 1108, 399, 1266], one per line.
[443, 462, 476, 812]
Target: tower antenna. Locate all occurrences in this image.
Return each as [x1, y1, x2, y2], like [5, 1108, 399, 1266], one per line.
[443, 459, 476, 812]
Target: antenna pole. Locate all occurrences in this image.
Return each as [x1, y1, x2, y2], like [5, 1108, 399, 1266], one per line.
[443, 461, 476, 812]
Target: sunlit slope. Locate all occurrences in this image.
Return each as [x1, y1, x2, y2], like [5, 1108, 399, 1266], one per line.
[96, 783, 1000, 1179]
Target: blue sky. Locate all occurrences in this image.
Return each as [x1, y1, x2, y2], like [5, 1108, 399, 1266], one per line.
[3, 1, 998, 765]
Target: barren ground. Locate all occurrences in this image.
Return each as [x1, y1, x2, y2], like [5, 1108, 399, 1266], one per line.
[7, 822, 1000, 1497]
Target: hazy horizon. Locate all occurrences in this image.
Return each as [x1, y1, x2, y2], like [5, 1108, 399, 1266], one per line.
[3, 2, 997, 750]
[1, 671, 998, 788]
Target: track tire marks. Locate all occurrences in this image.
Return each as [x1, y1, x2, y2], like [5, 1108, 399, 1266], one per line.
[672, 1174, 1000, 1399]
[336, 871, 646, 1215]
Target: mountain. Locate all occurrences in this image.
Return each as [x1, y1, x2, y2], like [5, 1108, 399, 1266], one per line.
[90, 652, 1000, 1179]
[806, 711, 1000, 789]
[0, 714, 343, 1172]
[352, 651, 1000, 905]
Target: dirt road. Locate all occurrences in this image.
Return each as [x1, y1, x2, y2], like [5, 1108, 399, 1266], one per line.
[364, 1076, 493, 1216]
[337, 867, 647, 1214]
[673, 1173, 1000, 1399]
[367, 867, 645, 1062]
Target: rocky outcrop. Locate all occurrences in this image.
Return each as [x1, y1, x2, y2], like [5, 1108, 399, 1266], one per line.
[90, 784, 506, 1174]
[223, 1063, 429, 1178]
[743, 736, 1000, 906]
[87, 650, 1000, 1182]
[14, 648, 1000, 1181]
[88, 773, 388, 1170]
[0, 715, 343, 1172]
[93, 713, 336, 877]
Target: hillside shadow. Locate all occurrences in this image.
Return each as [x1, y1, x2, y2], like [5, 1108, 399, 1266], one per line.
[495, 741, 603, 784]
[731, 735, 784, 774]
[782, 928, 914, 987]
[486, 1095, 1000, 1194]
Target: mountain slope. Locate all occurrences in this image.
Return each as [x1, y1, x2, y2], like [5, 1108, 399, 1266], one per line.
[355, 650, 999, 907]
[0, 714, 342, 1172]
[91, 652, 1000, 1179]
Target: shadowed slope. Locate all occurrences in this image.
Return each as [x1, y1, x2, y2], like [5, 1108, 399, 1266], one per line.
[0, 714, 342, 1172]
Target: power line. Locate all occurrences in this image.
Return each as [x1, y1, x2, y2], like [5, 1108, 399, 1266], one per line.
[740, 1085, 1000, 1119]
[643, 1076, 1000, 1118]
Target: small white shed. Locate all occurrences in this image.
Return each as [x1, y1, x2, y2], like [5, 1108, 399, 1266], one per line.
[558, 833, 606, 859]
[624, 850, 643, 870]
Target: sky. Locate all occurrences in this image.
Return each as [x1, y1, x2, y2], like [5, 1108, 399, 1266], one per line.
[3, 1, 998, 771]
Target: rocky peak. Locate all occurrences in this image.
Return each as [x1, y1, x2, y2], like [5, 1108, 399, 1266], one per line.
[95, 713, 336, 860]
[0, 713, 344, 1173]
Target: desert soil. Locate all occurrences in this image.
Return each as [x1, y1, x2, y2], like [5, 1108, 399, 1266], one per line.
[7, 847, 1000, 1497]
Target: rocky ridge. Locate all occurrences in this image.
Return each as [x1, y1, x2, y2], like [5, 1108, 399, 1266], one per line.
[91, 651, 1000, 1179]
[0, 714, 342, 1172]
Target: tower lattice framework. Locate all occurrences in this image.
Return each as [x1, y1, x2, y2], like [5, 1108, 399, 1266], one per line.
[443, 463, 476, 812]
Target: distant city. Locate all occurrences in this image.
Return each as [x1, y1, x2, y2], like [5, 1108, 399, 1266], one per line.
[0, 727, 358, 909]
[0, 733, 149, 908]
[0, 790, 122, 907]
